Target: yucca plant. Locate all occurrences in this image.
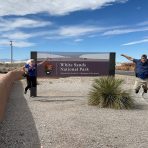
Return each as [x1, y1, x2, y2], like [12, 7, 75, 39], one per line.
[88, 76, 134, 109]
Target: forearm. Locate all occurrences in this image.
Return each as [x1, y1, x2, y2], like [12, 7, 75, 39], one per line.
[37, 61, 44, 67]
[37, 58, 48, 66]
[121, 54, 133, 61]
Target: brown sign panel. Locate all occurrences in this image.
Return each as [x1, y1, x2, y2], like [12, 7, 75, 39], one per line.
[37, 61, 110, 77]
[33, 52, 115, 77]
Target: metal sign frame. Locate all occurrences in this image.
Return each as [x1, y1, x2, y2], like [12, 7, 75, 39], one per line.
[31, 51, 116, 97]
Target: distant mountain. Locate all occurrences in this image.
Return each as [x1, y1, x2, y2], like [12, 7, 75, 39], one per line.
[0, 59, 28, 63]
[0, 59, 11, 62]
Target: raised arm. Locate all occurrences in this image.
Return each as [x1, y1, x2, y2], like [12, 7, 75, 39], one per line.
[37, 58, 49, 67]
[121, 54, 134, 61]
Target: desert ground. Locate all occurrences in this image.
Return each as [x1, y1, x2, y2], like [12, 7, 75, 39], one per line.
[0, 75, 148, 148]
[0, 63, 24, 73]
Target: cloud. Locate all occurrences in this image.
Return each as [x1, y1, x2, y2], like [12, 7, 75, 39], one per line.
[122, 38, 148, 46]
[0, 18, 52, 32]
[74, 39, 84, 42]
[0, 39, 10, 46]
[14, 41, 36, 47]
[45, 25, 127, 40]
[102, 27, 148, 35]
[88, 34, 98, 38]
[45, 25, 107, 41]
[0, 39, 35, 47]
[1, 32, 33, 40]
[137, 21, 148, 26]
[58, 26, 100, 37]
[0, 30, 52, 41]
[102, 20, 148, 36]
[0, 0, 128, 16]
[0, 17, 52, 47]
[136, 6, 142, 10]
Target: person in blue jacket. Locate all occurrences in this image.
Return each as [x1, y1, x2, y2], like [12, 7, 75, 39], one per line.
[23, 59, 48, 96]
[121, 54, 148, 94]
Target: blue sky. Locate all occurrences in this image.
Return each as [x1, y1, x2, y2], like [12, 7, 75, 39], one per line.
[0, 0, 148, 62]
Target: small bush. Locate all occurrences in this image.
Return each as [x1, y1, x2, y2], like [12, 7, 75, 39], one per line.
[88, 77, 134, 109]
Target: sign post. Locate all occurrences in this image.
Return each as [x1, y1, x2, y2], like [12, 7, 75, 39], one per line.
[31, 51, 37, 97]
[10, 41, 13, 63]
[30, 51, 116, 97]
[109, 52, 116, 76]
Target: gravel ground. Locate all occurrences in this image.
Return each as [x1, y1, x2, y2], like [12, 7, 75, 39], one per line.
[1, 75, 148, 148]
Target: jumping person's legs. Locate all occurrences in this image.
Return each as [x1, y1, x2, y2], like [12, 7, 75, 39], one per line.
[133, 79, 141, 93]
[134, 78, 148, 94]
[141, 79, 148, 93]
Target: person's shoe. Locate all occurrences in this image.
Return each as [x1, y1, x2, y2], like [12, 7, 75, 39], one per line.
[144, 89, 147, 93]
[135, 89, 139, 94]
[24, 90, 27, 94]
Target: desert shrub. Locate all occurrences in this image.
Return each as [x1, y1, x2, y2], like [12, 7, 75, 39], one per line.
[88, 77, 134, 109]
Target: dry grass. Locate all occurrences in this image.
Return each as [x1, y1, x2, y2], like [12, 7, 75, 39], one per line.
[0, 63, 25, 73]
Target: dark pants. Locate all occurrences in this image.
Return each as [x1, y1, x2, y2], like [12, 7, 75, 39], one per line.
[25, 76, 37, 92]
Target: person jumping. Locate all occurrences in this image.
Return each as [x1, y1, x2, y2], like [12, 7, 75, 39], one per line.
[121, 54, 148, 94]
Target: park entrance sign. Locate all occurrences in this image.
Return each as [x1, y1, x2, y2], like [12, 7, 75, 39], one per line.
[30, 51, 115, 97]
[31, 52, 115, 77]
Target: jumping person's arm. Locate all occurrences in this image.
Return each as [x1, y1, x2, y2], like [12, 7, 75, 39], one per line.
[37, 58, 49, 67]
[121, 54, 134, 61]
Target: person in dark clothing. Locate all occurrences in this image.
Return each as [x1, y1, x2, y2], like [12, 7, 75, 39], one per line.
[25, 76, 37, 94]
[23, 59, 48, 97]
[121, 54, 148, 94]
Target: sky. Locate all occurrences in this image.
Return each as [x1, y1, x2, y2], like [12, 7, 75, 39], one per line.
[0, 0, 148, 62]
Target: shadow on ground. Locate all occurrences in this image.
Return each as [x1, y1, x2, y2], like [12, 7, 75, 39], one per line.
[32, 94, 88, 103]
[0, 81, 40, 148]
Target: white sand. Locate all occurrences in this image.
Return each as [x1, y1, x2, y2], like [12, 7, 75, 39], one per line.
[1, 75, 148, 148]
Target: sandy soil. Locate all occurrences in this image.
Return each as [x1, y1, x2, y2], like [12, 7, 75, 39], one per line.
[1, 75, 148, 148]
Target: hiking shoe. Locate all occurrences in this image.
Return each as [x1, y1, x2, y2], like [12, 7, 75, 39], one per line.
[135, 89, 139, 94]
